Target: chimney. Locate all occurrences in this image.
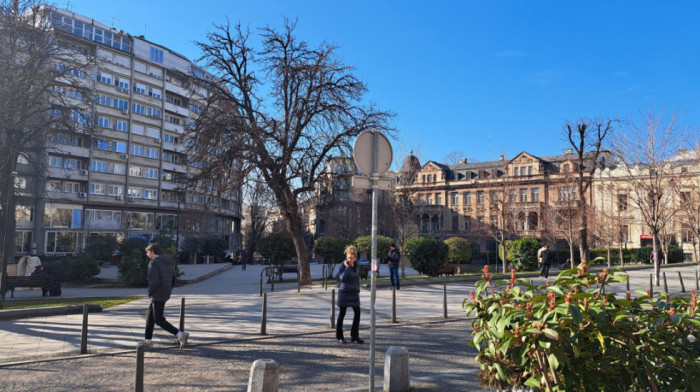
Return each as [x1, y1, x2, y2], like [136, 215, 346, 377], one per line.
[499, 155, 505, 161]
[565, 148, 573, 154]
[459, 158, 468, 164]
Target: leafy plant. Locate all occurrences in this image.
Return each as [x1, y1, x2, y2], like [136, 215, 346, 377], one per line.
[68, 254, 101, 282]
[507, 237, 540, 271]
[445, 237, 472, 264]
[404, 237, 448, 277]
[314, 237, 352, 264]
[354, 235, 393, 261]
[117, 237, 149, 287]
[464, 264, 700, 391]
[257, 232, 296, 265]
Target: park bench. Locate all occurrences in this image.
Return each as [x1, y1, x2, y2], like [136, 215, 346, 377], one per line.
[437, 264, 456, 277]
[5, 275, 55, 298]
[266, 264, 299, 282]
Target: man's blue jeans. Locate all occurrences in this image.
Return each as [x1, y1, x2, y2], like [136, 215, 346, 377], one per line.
[389, 267, 400, 289]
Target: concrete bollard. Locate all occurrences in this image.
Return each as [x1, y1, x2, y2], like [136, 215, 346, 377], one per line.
[383, 346, 409, 392]
[247, 359, 279, 392]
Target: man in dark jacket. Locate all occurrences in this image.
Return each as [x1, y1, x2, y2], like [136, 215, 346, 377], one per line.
[538, 244, 552, 278]
[138, 242, 189, 348]
[387, 243, 401, 290]
[30, 265, 49, 297]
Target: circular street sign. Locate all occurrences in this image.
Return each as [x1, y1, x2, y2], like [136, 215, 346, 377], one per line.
[353, 131, 393, 175]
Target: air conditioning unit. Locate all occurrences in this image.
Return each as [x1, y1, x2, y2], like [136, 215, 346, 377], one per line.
[127, 196, 135, 202]
[115, 195, 123, 200]
[119, 154, 128, 159]
[154, 138, 161, 143]
[78, 192, 87, 198]
[80, 169, 89, 175]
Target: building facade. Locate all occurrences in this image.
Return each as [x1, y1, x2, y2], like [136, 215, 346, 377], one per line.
[12, 7, 242, 266]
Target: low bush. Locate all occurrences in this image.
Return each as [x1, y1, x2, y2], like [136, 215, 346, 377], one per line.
[68, 255, 101, 282]
[445, 237, 472, 264]
[464, 264, 700, 391]
[404, 237, 448, 277]
[507, 238, 540, 271]
[118, 237, 149, 287]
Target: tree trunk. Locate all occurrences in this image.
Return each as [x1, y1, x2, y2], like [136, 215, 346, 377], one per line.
[579, 212, 589, 264]
[569, 243, 575, 269]
[285, 211, 311, 285]
[606, 247, 611, 268]
[501, 242, 507, 273]
[618, 242, 625, 267]
[652, 235, 660, 286]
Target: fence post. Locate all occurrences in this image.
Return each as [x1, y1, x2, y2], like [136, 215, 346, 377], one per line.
[443, 284, 447, 319]
[392, 286, 397, 323]
[297, 268, 300, 293]
[663, 272, 668, 293]
[626, 276, 630, 293]
[80, 303, 89, 354]
[678, 271, 686, 293]
[330, 289, 336, 329]
[649, 274, 653, 298]
[260, 293, 267, 335]
[179, 297, 185, 332]
[135, 344, 144, 392]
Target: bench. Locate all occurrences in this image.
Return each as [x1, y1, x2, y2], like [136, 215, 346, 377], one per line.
[359, 265, 370, 280]
[266, 264, 299, 282]
[437, 265, 456, 277]
[5, 276, 55, 298]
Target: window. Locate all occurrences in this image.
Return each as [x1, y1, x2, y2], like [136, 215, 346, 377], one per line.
[15, 205, 33, 224]
[85, 209, 122, 229]
[99, 72, 113, 85]
[63, 182, 80, 193]
[132, 103, 145, 115]
[617, 194, 628, 211]
[620, 225, 629, 242]
[562, 164, 570, 173]
[128, 187, 143, 199]
[531, 188, 540, 203]
[509, 189, 516, 203]
[426, 194, 433, 205]
[45, 231, 78, 253]
[133, 83, 147, 95]
[107, 185, 123, 197]
[113, 98, 128, 110]
[14, 176, 27, 189]
[97, 94, 111, 107]
[129, 166, 143, 177]
[435, 193, 442, 205]
[47, 180, 61, 191]
[15, 231, 32, 252]
[52, 133, 83, 146]
[130, 145, 144, 156]
[67, 90, 83, 100]
[451, 192, 458, 206]
[144, 168, 159, 179]
[464, 216, 471, 230]
[43, 206, 81, 228]
[90, 183, 105, 195]
[477, 191, 484, 204]
[162, 152, 178, 163]
[463, 192, 471, 205]
[150, 88, 162, 99]
[116, 121, 128, 132]
[150, 47, 164, 64]
[519, 188, 528, 203]
[98, 117, 110, 128]
[144, 189, 158, 200]
[90, 160, 125, 174]
[147, 107, 161, 118]
[528, 166, 533, 176]
[558, 186, 577, 201]
[17, 154, 29, 165]
[116, 78, 129, 90]
[163, 133, 178, 143]
[167, 96, 182, 106]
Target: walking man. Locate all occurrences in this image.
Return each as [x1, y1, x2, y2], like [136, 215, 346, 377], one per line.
[139, 242, 189, 348]
[538, 244, 552, 278]
[387, 243, 401, 290]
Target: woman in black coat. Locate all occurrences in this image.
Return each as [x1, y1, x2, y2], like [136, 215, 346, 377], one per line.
[336, 245, 363, 344]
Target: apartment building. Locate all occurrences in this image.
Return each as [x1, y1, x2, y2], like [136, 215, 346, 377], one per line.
[12, 7, 242, 262]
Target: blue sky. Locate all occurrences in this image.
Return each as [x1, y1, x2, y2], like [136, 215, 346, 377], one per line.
[60, 0, 700, 168]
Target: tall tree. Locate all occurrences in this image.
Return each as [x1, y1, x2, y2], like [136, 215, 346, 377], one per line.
[0, 1, 93, 306]
[563, 119, 613, 265]
[190, 20, 393, 284]
[608, 110, 686, 285]
[242, 172, 274, 265]
[391, 148, 424, 278]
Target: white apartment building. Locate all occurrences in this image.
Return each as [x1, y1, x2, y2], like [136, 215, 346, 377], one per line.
[13, 6, 242, 261]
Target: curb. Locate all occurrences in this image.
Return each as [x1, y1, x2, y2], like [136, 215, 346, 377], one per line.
[0, 304, 103, 321]
[177, 263, 233, 285]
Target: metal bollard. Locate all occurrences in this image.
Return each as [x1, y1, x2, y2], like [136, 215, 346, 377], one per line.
[391, 287, 397, 323]
[626, 276, 630, 293]
[443, 284, 447, 319]
[179, 297, 186, 333]
[696, 270, 699, 291]
[678, 272, 686, 293]
[663, 272, 668, 293]
[649, 274, 653, 298]
[260, 293, 267, 335]
[330, 289, 336, 329]
[80, 303, 89, 354]
[297, 270, 300, 293]
[135, 344, 144, 392]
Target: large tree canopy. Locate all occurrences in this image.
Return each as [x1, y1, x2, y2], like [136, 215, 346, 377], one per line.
[190, 19, 393, 284]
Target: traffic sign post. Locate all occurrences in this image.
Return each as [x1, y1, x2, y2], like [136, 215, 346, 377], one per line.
[352, 130, 392, 392]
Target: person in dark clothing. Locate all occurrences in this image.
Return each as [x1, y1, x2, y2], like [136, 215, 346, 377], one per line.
[387, 243, 401, 290]
[335, 245, 363, 344]
[30, 265, 49, 297]
[538, 244, 552, 278]
[138, 242, 189, 348]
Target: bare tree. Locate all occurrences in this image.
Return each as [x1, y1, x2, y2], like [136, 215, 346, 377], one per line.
[0, 1, 94, 306]
[563, 119, 613, 264]
[189, 20, 393, 284]
[671, 143, 700, 264]
[242, 172, 274, 265]
[541, 172, 581, 269]
[608, 110, 687, 285]
[391, 148, 424, 278]
[480, 166, 518, 273]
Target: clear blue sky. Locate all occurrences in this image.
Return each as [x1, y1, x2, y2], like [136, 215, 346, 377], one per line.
[60, 0, 700, 168]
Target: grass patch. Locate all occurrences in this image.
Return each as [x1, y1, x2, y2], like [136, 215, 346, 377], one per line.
[1, 296, 144, 311]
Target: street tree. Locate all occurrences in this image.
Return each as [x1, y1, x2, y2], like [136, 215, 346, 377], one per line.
[0, 1, 94, 306]
[242, 172, 274, 265]
[670, 143, 700, 263]
[608, 110, 687, 286]
[391, 148, 424, 278]
[563, 119, 613, 264]
[189, 19, 393, 285]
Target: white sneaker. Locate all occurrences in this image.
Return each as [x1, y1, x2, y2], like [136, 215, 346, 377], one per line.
[137, 339, 153, 348]
[177, 331, 189, 348]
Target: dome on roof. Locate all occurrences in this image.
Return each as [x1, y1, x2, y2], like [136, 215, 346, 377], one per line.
[399, 151, 421, 174]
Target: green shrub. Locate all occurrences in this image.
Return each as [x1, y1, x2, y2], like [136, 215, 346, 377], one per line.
[506, 238, 540, 271]
[668, 246, 683, 263]
[445, 237, 472, 264]
[257, 232, 296, 264]
[464, 265, 700, 391]
[314, 237, 352, 264]
[68, 255, 101, 282]
[117, 237, 149, 287]
[42, 256, 71, 282]
[404, 237, 448, 277]
[84, 234, 118, 264]
[354, 235, 393, 261]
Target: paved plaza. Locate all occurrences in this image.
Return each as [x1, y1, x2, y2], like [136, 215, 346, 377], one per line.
[0, 262, 697, 391]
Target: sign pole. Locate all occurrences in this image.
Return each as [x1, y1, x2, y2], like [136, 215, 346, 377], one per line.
[369, 131, 378, 391]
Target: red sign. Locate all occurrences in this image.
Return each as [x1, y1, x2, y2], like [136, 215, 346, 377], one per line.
[640, 234, 653, 239]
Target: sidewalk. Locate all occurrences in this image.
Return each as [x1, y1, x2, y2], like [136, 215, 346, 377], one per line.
[0, 262, 696, 391]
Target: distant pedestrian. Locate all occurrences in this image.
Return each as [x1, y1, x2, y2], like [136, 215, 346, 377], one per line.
[538, 244, 551, 278]
[138, 242, 189, 348]
[335, 245, 363, 344]
[241, 250, 247, 271]
[387, 243, 401, 290]
[30, 265, 49, 297]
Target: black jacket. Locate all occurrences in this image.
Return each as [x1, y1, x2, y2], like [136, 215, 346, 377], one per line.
[147, 254, 177, 302]
[336, 261, 360, 307]
[387, 249, 401, 269]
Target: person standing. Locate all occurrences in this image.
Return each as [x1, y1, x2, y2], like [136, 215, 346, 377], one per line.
[335, 245, 363, 344]
[30, 265, 49, 297]
[538, 244, 552, 278]
[387, 243, 401, 290]
[139, 242, 189, 348]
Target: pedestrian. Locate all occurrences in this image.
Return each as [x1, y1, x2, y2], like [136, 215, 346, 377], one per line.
[335, 245, 363, 344]
[387, 243, 401, 290]
[241, 250, 247, 271]
[30, 265, 49, 297]
[138, 242, 189, 348]
[538, 244, 551, 278]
